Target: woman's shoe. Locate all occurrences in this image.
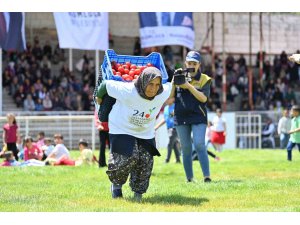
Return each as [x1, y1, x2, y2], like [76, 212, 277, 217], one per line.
[111, 184, 123, 198]
[204, 177, 212, 183]
[133, 192, 142, 202]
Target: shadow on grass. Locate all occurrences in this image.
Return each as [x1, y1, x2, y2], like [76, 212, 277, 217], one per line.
[212, 179, 243, 183]
[129, 194, 209, 206]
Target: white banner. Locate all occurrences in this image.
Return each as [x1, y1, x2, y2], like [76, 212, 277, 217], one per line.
[139, 12, 195, 49]
[53, 12, 108, 50]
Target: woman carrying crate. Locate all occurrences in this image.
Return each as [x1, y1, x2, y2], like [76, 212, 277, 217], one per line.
[96, 67, 171, 201]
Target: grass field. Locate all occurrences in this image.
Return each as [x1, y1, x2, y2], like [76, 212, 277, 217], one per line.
[0, 149, 300, 212]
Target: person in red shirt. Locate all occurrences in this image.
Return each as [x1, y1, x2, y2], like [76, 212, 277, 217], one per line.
[2, 113, 20, 160]
[24, 136, 43, 161]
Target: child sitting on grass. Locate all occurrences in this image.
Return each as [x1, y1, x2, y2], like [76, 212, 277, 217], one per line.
[287, 105, 300, 161]
[0, 151, 45, 167]
[50, 139, 97, 166]
[41, 137, 55, 160]
[24, 136, 44, 161]
[17, 134, 24, 160]
[0, 151, 20, 166]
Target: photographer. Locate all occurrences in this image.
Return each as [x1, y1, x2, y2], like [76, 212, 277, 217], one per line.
[170, 51, 212, 183]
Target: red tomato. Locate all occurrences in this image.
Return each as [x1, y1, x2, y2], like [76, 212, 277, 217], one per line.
[146, 63, 153, 67]
[130, 64, 137, 70]
[118, 66, 124, 74]
[116, 63, 121, 69]
[122, 74, 130, 80]
[122, 64, 129, 70]
[124, 68, 129, 74]
[134, 75, 139, 79]
[135, 69, 141, 75]
[125, 62, 131, 68]
[129, 70, 135, 77]
[125, 77, 133, 82]
[116, 72, 122, 76]
[112, 69, 116, 75]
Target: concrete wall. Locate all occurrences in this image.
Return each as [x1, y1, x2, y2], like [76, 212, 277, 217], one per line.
[25, 12, 300, 54]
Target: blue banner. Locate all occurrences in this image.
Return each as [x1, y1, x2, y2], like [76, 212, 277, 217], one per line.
[0, 12, 26, 51]
[139, 12, 195, 49]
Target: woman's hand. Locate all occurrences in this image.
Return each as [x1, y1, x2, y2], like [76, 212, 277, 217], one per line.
[177, 82, 191, 89]
[97, 124, 104, 131]
[95, 97, 102, 105]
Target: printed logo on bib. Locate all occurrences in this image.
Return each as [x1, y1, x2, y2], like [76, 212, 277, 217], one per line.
[130, 107, 156, 127]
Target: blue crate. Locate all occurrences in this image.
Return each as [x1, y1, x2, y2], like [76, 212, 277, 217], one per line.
[101, 49, 168, 84]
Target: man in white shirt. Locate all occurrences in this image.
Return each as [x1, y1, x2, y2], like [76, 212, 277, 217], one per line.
[277, 109, 291, 149]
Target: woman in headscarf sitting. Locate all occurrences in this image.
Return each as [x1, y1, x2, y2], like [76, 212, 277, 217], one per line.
[96, 67, 171, 201]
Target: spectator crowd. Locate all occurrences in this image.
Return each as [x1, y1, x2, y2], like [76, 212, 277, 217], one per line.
[2, 35, 300, 112]
[205, 50, 299, 112]
[2, 36, 95, 112]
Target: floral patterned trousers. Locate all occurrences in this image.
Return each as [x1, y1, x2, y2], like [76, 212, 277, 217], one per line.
[106, 140, 154, 194]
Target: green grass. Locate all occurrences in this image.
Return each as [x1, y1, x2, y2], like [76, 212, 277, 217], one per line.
[0, 149, 300, 212]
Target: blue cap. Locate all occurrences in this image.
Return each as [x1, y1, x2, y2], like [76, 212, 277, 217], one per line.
[186, 51, 201, 63]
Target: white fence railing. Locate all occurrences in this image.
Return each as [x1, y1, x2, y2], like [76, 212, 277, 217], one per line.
[0, 115, 96, 150]
[0, 110, 285, 151]
[236, 113, 262, 149]
[235, 111, 283, 149]
[0, 111, 94, 117]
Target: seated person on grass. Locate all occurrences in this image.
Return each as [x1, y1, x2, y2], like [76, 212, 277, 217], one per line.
[46, 133, 70, 162]
[17, 134, 24, 160]
[0, 151, 21, 166]
[0, 151, 45, 167]
[24, 136, 44, 161]
[49, 138, 96, 166]
[41, 137, 55, 160]
[36, 131, 45, 148]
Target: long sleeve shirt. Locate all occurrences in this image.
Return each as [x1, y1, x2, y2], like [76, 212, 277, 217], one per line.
[277, 116, 291, 134]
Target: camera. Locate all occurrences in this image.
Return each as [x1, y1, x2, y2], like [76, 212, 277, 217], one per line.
[173, 68, 195, 85]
